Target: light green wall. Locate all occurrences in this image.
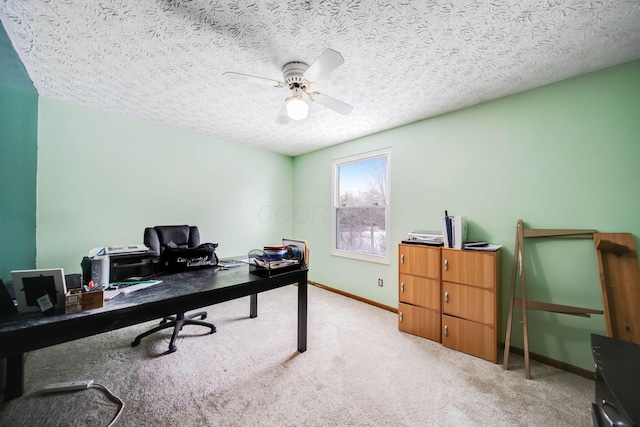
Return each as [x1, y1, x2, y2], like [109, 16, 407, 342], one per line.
[292, 59, 640, 370]
[5, 25, 639, 372]
[36, 97, 293, 274]
[0, 22, 38, 282]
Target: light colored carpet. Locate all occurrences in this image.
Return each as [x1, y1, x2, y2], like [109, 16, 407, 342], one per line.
[0, 284, 593, 426]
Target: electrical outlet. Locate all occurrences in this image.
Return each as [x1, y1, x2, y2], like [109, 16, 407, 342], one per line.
[42, 380, 94, 393]
[378, 279, 384, 287]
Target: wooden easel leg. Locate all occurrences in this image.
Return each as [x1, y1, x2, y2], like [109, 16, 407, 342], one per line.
[518, 223, 531, 379]
[503, 220, 521, 371]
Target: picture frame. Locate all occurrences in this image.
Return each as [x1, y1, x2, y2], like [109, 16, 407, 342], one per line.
[282, 238, 309, 268]
[11, 268, 67, 313]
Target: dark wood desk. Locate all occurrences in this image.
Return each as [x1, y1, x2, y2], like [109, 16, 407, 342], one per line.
[0, 265, 308, 400]
[591, 333, 640, 426]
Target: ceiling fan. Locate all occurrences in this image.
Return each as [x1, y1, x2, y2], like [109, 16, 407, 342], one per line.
[223, 49, 353, 125]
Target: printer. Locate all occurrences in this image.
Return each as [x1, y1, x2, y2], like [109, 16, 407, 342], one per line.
[81, 245, 160, 285]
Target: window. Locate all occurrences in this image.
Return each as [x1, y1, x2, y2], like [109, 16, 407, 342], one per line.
[332, 149, 390, 263]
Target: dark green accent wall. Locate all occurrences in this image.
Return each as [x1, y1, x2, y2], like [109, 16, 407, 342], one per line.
[0, 22, 38, 282]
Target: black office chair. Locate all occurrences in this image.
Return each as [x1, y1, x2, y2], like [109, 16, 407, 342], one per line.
[131, 225, 216, 353]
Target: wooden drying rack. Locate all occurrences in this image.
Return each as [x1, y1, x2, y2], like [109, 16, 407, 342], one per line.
[503, 219, 640, 379]
[503, 220, 602, 379]
[593, 232, 640, 344]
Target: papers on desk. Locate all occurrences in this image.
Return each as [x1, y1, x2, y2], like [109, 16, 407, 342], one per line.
[89, 245, 149, 257]
[218, 260, 243, 268]
[253, 257, 299, 269]
[103, 280, 162, 301]
[103, 289, 120, 301]
[461, 244, 502, 252]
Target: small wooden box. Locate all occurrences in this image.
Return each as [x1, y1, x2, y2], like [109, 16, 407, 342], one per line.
[65, 289, 104, 314]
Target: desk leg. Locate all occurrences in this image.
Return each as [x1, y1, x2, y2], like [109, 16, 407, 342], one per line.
[250, 293, 258, 318]
[298, 280, 307, 353]
[4, 354, 24, 400]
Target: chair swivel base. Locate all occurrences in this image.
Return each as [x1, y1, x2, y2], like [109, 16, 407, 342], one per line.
[131, 311, 216, 353]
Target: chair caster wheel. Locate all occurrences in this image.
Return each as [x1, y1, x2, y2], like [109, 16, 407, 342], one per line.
[168, 345, 177, 353]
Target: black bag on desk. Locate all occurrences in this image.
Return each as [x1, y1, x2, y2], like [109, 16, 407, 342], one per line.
[161, 243, 219, 272]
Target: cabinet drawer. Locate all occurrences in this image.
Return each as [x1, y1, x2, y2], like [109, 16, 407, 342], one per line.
[441, 249, 497, 289]
[399, 274, 440, 311]
[398, 303, 441, 342]
[442, 282, 495, 326]
[399, 244, 440, 279]
[442, 315, 497, 363]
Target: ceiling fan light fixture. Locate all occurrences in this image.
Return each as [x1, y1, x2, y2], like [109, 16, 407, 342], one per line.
[224, 49, 352, 125]
[286, 96, 309, 121]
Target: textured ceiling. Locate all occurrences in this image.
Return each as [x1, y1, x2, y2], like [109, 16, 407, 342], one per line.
[1, 1, 640, 156]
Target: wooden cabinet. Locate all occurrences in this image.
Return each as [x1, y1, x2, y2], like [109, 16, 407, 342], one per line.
[399, 244, 440, 278]
[398, 244, 441, 342]
[441, 315, 498, 362]
[398, 244, 501, 363]
[441, 248, 501, 363]
[398, 303, 441, 341]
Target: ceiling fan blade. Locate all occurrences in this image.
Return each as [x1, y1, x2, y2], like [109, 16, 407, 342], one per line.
[276, 101, 290, 125]
[312, 92, 353, 115]
[223, 72, 285, 88]
[302, 49, 344, 83]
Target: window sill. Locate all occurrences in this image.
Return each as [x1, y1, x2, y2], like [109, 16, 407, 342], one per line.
[331, 249, 390, 265]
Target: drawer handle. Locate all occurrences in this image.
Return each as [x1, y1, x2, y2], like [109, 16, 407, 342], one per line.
[400, 254, 404, 264]
[444, 325, 448, 337]
[444, 259, 448, 271]
[399, 312, 403, 322]
[444, 291, 449, 303]
[401, 282, 404, 292]
[601, 400, 621, 426]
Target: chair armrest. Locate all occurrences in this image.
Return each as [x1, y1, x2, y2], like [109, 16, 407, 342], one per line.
[144, 227, 161, 255]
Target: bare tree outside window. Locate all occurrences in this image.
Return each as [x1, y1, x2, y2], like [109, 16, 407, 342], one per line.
[333, 151, 390, 262]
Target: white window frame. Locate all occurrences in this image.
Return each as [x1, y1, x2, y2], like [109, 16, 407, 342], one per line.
[331, 148, 390, 264]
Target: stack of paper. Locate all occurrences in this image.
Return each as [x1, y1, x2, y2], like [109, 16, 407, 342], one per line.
[462, 244, 502, 252]
[103, 280, 162, 301]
